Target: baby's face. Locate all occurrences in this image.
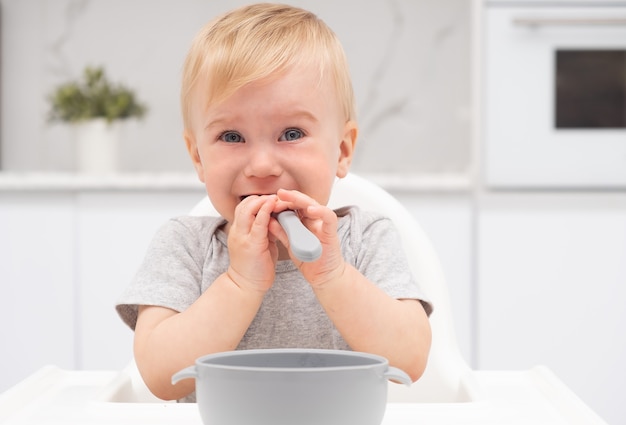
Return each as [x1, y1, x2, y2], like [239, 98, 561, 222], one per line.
[185, 65, 356, 223]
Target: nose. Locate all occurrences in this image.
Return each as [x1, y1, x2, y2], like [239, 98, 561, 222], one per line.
[243, 144, 282, 178]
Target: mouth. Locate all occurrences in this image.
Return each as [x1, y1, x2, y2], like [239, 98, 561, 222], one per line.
[239, 194, 275, 202]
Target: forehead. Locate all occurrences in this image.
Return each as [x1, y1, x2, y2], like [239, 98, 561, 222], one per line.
[198, 65, 339, 119]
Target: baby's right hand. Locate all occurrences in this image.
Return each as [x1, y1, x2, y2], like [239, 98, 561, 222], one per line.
[226, 195, 278, 293]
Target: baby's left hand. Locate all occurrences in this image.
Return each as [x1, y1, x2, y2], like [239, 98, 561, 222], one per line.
[270, 189, 346, 288]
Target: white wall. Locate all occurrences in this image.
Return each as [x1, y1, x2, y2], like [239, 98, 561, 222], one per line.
[0, 0, 471, 175]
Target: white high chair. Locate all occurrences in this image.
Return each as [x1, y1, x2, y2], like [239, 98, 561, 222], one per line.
[102, 173, 607, 423]
[329, 174, 475, 402]
[188, 172, 476, 403]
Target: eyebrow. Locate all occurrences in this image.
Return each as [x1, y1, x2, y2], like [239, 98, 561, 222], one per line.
[204, 108, 319, 131]
[287, 108, 319, 122]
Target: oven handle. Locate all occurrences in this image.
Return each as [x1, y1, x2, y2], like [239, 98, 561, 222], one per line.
[513, 17, 626, 27]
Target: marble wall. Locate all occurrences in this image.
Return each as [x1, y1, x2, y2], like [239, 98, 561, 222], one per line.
[0, 0, 471, 175]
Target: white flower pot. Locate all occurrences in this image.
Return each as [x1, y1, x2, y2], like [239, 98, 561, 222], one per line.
[73, 118, 120, 174]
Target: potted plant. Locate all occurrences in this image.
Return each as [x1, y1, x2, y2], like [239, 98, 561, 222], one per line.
[47, 66, 147, 174]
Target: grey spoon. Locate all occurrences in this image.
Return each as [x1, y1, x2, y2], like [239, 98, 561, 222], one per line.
[276, 210, 322, 262]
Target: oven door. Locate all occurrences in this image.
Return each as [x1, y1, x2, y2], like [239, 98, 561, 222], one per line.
[484, 4, 626, 189]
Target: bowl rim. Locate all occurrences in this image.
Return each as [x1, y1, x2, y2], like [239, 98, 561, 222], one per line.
[193, 348, 390, 373]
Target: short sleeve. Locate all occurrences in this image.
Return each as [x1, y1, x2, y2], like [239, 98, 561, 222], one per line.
[337, 207, 433, 316]
[115, 216, 223, 329]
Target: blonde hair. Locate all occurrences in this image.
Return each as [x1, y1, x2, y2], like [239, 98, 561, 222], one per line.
[181, 3, 356, 130]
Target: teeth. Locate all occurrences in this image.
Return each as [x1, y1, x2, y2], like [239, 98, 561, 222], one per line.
[240, 194, 273, 201]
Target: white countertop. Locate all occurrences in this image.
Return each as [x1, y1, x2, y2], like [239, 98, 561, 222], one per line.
[0, 172, 206, 192]
[0, 365, 607, 425]
[0, 172, 472, 193]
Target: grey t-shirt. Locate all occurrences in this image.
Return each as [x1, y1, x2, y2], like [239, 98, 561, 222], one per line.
[116, 206, 432, 400]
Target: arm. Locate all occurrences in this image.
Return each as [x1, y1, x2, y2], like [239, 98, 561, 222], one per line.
[312, 265, 431, 382]
[272, 189, 432, 381]
[134, 273, 265, 400]
[134, 195, 279, 400]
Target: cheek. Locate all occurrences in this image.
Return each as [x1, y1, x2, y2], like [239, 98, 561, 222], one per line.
[196, 144, 226, 176]
[196, 153, 233, 215]
[205, 181, 236, 222]
[303, 160, 338, 205]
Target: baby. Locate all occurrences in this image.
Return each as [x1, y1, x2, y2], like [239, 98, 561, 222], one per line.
[117, 3, 432, 402]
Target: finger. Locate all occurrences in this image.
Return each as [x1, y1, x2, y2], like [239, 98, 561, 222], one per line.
[303, 205, 338, 238]
[232, 196, 263, 231]
[249, 196, 277, 238]
[233, 195, 274, 233]
[268, 217, 289, 248]
[276, 189, 318, 212]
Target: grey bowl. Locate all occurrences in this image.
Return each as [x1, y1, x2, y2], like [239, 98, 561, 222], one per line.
[172, 348, 411, 425]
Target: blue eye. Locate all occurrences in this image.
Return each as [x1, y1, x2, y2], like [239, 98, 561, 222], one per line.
[220, 131, 244, 143]
[280, 128, 303, 142]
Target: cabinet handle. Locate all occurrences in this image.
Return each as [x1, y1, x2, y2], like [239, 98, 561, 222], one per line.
[513, 17, 626, 27]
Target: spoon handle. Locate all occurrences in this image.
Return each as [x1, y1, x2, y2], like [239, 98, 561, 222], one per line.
[276, 210, 322, 262]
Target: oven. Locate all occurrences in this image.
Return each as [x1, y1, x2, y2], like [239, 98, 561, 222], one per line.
[483, 1, 626, 188]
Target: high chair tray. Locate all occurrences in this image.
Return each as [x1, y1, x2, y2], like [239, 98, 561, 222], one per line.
[0, 365, 606, 424]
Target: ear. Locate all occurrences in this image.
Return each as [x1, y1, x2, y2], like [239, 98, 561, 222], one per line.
[184, 130, 205, 183]
[336, 120, 358, 179]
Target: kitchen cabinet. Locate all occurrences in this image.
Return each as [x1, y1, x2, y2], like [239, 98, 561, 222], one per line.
[0, 180, 205, 392]
[0, 193, 76, 389]
[0, 176, 474, 394]
[75, 191, 207, 370]
[2, 174, 624, 422]
[476, 192, 626, 423]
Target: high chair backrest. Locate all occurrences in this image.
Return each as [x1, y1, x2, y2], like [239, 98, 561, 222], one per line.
[190, 173, 473, 403]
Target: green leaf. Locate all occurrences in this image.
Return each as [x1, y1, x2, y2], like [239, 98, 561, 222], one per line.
[47, 66, 147, 123]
